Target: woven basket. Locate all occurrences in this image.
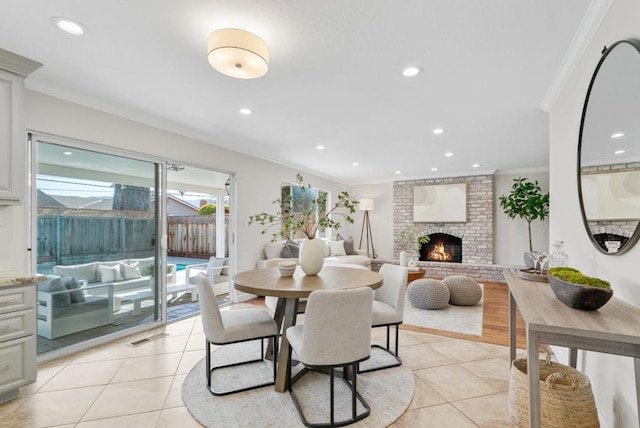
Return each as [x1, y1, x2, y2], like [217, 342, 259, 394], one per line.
[508, 354, 599, 428]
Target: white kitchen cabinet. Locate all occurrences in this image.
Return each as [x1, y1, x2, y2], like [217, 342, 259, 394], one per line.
[0, 49, 41, 204]
[0, 283, 37, 404]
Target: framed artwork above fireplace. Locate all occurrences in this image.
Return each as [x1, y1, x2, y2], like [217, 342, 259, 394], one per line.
[413, 183, 467, 222]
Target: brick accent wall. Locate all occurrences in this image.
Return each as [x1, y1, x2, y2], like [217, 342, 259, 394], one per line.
[393, 175, 494, 264]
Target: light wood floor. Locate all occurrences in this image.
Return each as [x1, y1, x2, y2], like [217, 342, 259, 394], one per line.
[250, 281, 527, 348]
[401, 281, 527, 349]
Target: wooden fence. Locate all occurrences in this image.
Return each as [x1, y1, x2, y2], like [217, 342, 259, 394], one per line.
[37, 208, 227, 265]
[37, 208, 156, 265]
[167, 214, 229, 258]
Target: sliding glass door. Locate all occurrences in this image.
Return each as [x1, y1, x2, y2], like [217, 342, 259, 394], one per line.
[165, 164, 234, 320]
[31, 134, 162, 355]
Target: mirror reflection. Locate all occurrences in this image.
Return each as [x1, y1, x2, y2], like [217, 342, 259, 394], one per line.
[579, 39, 640, 255]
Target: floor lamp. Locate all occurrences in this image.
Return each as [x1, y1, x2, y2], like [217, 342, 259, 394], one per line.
[358, 198, 377, 259]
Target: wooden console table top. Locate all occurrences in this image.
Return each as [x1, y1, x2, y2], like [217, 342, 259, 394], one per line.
[504, 270, 640, 428]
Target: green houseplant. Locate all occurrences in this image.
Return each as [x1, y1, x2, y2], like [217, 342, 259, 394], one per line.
[141, 264, 174, 277]
[249, 174, 358, 241]
[396, 226, 430, 260]
[547, 267, 612, 310]
[249, 174, 358, 275]
[499, 177, 549, 270]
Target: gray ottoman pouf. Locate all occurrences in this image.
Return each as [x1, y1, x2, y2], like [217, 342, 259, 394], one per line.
[407, 279, 450, 310]
[442, 275, 482, 306]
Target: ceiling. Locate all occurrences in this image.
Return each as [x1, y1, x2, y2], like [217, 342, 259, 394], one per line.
[1, 1, 598, 185]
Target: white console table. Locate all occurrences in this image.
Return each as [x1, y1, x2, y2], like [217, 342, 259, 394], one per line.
[504, 270, 640, 428]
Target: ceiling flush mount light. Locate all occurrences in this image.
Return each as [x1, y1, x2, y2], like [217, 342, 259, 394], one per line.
[352, 162, 359, 167]
[402, 66, 422, 77]
[472, 163, 480, 168]
[433, 128, 445, 135]
[444, 152, 453, 157]
[431, 167, 438, 172]
[62, 151, 72, 156]
[51, 17, 86, 35]
[395, 170, 401, 175]
[208, 28, 269, 79]
[610, 132, 624, 139]
[614, 150, 626, 155]
[239, 108, 253, 115]
[315, 145, 325, 150]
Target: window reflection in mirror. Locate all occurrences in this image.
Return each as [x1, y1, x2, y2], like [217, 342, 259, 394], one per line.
[578, 39, 640, 255]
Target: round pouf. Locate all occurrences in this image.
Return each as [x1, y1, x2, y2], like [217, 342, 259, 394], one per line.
[442, 276, 482, 306]
[407, 279, 450, 310]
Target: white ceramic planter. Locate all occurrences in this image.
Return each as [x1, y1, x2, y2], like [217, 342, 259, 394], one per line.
[299, 238, 325, 275]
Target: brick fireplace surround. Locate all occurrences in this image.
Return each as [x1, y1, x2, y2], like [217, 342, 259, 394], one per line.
[373, 174, 506, 283]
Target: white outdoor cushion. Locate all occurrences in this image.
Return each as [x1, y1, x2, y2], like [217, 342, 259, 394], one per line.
[98, 264, 123, 283]
[206, 257, 226, 278]
[131, 257, 154, 274]
[53, 262, 97, 283]
[120, 262, 142, 280]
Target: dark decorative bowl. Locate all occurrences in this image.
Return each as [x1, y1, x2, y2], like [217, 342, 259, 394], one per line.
[548, 275, 613, 310]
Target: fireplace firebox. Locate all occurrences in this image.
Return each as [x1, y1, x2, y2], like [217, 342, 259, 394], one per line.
[419, 233, 462, 263]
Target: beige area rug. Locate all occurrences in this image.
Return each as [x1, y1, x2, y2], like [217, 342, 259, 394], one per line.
[182, 343, 414, 427]
[402, 284, 484, 336]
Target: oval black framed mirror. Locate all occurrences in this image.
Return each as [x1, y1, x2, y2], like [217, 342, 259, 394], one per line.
[578, 39, 640, 255]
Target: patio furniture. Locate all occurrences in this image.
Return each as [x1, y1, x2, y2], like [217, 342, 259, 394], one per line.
[197, 273, 278, 396]
[442, 275, 482, 306]
[185, 257, 229, 297]
[286, 287, 374, 427]
[37, 279, 114, 339]
[360, 263, 408, 373]
[407, 278, 450, 310]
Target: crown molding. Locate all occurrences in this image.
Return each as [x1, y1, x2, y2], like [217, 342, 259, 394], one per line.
[0, 48, 42, 77]
[539, 0, 614, 112]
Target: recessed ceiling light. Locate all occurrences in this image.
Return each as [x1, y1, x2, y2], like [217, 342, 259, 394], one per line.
[62, 151, 72, 156]
[444, 152, 453, 157]
[402, 66, 422, 77]
[51, 17, 86, 35]
[316, 145, 325, 150]
[614, 150, 625, 155]
[610, 132, 624, 139]
[352, 162, 359, 167]
[395, 170, 401, 175]
[433, 128, 445, 135]
[239, 108, 253, 115]
[472, 163, 480, 168]
[431, 167, 438, 172]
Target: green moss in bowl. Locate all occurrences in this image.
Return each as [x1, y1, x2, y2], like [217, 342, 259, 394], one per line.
[547, 267, 612, 310]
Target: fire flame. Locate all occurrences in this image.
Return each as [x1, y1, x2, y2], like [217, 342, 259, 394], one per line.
[428, 241, 452, 261]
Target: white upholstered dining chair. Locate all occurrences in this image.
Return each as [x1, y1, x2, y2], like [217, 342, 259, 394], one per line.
[286, 287, 373, 427]
[360, 263, 408, 373]
[196, 273, 278, 395]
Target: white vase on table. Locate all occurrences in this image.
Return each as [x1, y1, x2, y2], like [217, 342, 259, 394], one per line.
[299, 237, 325, 275]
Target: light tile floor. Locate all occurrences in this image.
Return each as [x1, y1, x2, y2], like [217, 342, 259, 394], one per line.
[1, 307, 519, 427]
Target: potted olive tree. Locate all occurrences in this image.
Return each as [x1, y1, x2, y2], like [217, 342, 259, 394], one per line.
[499, 177, 549, 271]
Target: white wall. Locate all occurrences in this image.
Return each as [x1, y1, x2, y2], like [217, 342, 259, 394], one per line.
[550, 0, 640, 426]
[347, 182, 394, 260]
[17, 90, 346, 275]
[494, 171, 550, 265]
